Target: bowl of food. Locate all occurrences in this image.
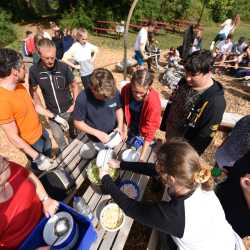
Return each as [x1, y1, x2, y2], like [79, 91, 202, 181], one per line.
[104, 131, 122, 148]
[87, 161, 119, 193]
[100, 203, 125, 232]
[119, 180, 140, 200]
[121, 149, 140, 162]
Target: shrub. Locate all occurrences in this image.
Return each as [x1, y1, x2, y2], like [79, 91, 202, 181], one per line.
[0, 9, 16, 47]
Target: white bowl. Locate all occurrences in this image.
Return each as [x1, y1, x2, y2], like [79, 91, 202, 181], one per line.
[104, 131, 122, 148]
[96, 149, 115, 168]
[100, 203, 125, 232]
[121, 149, 140, 162]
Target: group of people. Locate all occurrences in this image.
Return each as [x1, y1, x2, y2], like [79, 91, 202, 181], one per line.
[0, 18, 249, 250]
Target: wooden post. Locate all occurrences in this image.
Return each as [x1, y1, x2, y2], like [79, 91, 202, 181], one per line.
[123, 0, 139, 80]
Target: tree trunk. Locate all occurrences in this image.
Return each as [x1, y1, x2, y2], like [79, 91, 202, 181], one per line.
[123, 0, 139, 80]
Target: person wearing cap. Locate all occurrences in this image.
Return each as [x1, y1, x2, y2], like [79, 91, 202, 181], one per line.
[160, 50, 226, 155]
[0, 48, 55, 171]
[134, 21, 155, 69]
[216, 151, 250, 238]
[29, 38, 79, 152]
[215, 115, 250, 170]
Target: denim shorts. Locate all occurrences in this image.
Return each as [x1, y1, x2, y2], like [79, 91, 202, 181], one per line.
[134, 50, 145, 65]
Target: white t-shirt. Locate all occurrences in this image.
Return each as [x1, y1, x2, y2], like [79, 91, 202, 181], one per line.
[134, 27, 148, 51]
[219, 19, 234, 37]
[63, 41, 98, 76]
[216, 40, 233, 54]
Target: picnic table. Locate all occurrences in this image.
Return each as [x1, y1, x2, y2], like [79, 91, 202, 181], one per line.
[82, 141, 157, 250]
[52, 131, 157, 249]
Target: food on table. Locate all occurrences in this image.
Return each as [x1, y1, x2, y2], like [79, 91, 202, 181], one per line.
[120, 182, 139, 199]
[100, 203, 124, 230]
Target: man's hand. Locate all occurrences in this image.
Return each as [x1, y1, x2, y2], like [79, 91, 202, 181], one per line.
[53, 115, 69, 131]
[74, 64, 81, 70]
[108, 159, 121, 169]
[96, 131, 110, 144]
[33, 154, 56, 171]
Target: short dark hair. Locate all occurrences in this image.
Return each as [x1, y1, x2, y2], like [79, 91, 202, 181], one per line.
[184, 50, 214, 75]
[26, 30, 33, 36]
[0, 48, 23, 78]
[131, 69, 154, 87]
[91, 68, 117, 98]
[37, 38, 56, 50]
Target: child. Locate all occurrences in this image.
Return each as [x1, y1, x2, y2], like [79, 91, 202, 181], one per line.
[73, 68, 124, 146]
[121, 69, 161, 161]
[100, 139, 245, 250]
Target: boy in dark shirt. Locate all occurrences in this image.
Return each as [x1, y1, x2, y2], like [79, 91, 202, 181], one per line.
[73, 68, 124, 144]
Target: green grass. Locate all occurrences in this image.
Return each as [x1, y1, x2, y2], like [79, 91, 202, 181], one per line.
[8, 21, 250, 53]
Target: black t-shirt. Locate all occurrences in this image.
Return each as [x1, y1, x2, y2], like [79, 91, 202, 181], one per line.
[73, 88, 122, 136]
[129, 94, 143, 136]
[29, 60, 74, 114]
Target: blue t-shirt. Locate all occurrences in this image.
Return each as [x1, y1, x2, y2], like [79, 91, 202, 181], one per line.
[73, 88, 122, 136]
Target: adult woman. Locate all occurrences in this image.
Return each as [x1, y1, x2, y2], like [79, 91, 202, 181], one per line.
[0, 156, 58, 249]
[62, 28, 98, 89]
[100, 139, 245, 250]
[121, 69, 161, 161]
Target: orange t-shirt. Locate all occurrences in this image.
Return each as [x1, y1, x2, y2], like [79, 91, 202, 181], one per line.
[0, 84, 42, 144]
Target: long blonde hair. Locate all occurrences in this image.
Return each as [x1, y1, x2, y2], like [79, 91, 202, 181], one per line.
[156, 138, 214, 191]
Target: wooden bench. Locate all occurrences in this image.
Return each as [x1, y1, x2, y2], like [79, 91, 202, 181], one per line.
[49, 133, 91, 203]
[82, 141, 157, 249]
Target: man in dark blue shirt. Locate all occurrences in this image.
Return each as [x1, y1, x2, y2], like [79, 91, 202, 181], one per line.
[73, 68, 124, 143]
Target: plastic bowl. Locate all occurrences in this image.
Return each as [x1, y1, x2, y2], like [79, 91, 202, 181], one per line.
[104, 131, 122, 148]
[43, 211, 79, 250]
[119, 180, 140, 200]
[121, 149, 140, 162]
[100, 203, 125, 232]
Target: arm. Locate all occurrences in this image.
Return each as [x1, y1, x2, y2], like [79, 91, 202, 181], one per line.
[90, 44, 98, 63]
[0, 121, 39, 160]
[139, 141, 150, 162]
[115, 107, 124, 132]
[29, 86, 54, 118]
[61, 44, 80, 70]
[67, 79, 79, 113]
[74, 120, 109, 143]
[101, 175, 184, 237]
[28, 171, 58, 217]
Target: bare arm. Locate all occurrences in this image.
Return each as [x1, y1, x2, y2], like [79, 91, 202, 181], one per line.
[62, 47, 80, 70]
[0, 121, 39, 160]
[140, 141, 150, 162]
[71, 80, 80, 103]
[115, 108, 124, 131]
[29, 86, 54, 118]
[28, 171, 59, 217]
[91, 45, 99, 63]
[74, 120, 110, 143]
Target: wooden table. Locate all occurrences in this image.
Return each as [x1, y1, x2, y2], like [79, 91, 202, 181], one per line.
[82, 141, 157, 250]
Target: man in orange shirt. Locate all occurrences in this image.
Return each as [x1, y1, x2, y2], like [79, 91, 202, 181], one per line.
[0, 48, 54, 171]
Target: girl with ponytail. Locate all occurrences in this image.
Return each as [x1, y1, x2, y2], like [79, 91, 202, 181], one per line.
[100, 138, 245, 250]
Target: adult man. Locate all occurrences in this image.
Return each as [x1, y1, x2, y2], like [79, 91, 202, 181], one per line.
[134, 21, 155, 68]
[0, 48, 54, 171]
[161, 50, 226, 155]
[29, 38, 79, 151]
[62, 28, 98, 89]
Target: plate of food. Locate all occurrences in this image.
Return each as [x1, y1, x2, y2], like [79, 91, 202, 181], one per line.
[119, 180, 140, 200]
[100, 203, 125, 232]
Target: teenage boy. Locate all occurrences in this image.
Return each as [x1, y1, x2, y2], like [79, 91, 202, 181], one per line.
[73, 68, 124, 146]
[161, 50, 226, 155]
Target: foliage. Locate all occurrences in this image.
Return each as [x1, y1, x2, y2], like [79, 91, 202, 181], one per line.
[232, 0, 250, 20]
[0, 9, 16, 47]
[208, 0, 235, 22]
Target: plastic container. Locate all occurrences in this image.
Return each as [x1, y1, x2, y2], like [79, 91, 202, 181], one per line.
[131, 136, 144, 150]
[19, 202, 97, 250]
[119, 180, 140, 200]
[73, 196, 93, 221]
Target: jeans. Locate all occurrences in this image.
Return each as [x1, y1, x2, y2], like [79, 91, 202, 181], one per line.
[48, 112, 76, 152]
[29, 129, 52, 171]
[81, 74, 92, 89]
